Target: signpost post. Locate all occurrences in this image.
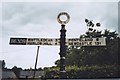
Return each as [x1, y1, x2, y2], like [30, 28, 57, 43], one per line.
[59, 24, 66, 78]
[57, 12, 70, 79]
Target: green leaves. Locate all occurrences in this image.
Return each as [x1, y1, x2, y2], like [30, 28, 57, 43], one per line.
[64, 29, 119, 66]
[44, 65, 119, 79]
[52, 29, 119, 79]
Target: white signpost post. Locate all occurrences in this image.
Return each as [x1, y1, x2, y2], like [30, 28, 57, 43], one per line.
[10, 37, 106, 46]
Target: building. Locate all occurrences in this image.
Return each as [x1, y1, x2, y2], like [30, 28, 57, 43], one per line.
[19, 70, 44, 79]
[2, 70, 18, 80]
[0, 68, 2, 80]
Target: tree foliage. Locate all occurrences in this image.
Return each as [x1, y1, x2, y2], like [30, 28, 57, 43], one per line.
[51, 29, 119, 78]
[55, 29, 119, 67]
[45, 65, 119, 79]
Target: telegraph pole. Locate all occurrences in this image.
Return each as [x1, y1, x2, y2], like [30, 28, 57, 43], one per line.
[33, 46, 40, 78]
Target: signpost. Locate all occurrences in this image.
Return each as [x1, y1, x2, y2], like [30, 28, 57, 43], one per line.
[9, 12, 106, 79]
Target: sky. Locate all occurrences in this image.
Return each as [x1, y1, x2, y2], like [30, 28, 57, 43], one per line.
[0, 0, 119, 69]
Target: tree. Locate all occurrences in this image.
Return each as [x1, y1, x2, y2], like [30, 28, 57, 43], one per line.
[55, 29, 119, 67]
[53, 30, 119, 78]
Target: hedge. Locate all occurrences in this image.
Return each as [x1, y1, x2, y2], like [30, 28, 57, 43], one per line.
[44, 65, 119, 79]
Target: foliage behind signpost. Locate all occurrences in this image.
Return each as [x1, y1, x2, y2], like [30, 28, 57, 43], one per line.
[45, 29, 119, 79]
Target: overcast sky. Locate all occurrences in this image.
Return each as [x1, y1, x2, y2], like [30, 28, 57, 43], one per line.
[0, 0, 119, 69]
